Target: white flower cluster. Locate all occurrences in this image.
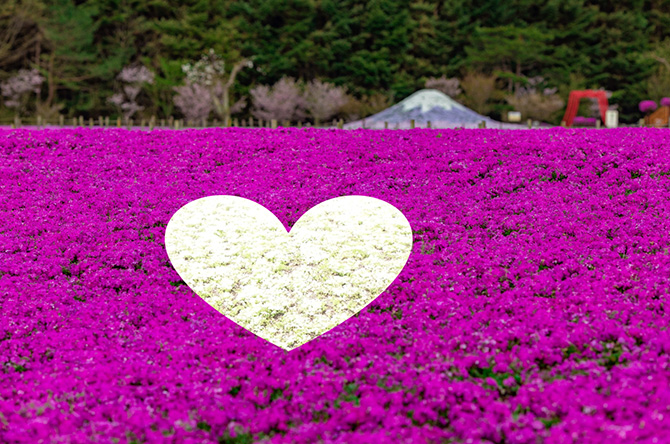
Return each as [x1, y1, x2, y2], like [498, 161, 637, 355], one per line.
[182, 49, 226, 86]
[165, 196, 412, 351]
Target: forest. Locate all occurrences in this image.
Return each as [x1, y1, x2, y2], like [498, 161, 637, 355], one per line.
[2, 0, 670, 125]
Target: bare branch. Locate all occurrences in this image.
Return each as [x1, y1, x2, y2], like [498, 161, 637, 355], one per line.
[225, 59, 251, 90]
[651, 54, 670, 72]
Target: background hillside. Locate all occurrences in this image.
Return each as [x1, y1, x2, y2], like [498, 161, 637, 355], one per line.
[3, 0, 670, 125]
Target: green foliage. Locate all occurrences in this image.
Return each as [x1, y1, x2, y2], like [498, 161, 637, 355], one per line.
[218, 432, 254, 444]
[145, 56, 185, 118]
[465, 25, 555, 86]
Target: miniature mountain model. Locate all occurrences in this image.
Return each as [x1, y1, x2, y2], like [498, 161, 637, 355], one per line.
[342, 89, 527, 129]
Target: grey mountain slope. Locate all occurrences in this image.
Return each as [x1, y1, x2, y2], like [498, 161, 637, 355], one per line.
[341, 89, 530, 129]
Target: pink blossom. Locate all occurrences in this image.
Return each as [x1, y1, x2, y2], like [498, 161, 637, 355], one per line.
[173, 82, 213, 122]
[0, 68, 44, 114]
[250, 77, 307, 122]
[0, 127, 669, 442]
[303, 79, 348, 124]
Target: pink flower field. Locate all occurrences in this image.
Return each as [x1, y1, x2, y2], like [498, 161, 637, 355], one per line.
[1, 127, 670, 443]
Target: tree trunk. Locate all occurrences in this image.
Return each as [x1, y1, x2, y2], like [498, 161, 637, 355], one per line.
[220, 59, 250, 125]
[46, 52, 55, 108]
[502, 63, 512, 93]
[222, 87, 229, 125]
[35, 34, 41, 111]
[211, 83, 224, 120]
[515, 59, 521, 94]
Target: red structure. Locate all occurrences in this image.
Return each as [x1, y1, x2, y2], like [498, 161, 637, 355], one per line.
[562, 90, 609, 127]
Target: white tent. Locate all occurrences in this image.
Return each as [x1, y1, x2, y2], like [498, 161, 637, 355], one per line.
[341, 89, 528, 129]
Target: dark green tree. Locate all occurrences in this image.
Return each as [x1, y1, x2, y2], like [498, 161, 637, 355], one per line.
[465, 25, 555, 94]
[39, 0, 100, 116]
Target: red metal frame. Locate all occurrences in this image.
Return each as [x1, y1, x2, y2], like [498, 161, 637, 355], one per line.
[562, 90, 609, 127]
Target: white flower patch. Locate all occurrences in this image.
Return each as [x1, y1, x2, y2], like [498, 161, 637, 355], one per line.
[165, 195, 413, 351]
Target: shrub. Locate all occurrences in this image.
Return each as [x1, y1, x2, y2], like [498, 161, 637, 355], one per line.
[425, 75, 462, 98]
[460, 71, 497, 115]
[639, 100, 657, 113]
[337, 92, 391, 123]
[505, 77, 564, 123]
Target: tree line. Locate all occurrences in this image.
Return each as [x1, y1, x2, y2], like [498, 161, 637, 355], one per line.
[2, 0, 670, 125]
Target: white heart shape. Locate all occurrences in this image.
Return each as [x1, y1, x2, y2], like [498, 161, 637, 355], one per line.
[165, 195, 413, 351]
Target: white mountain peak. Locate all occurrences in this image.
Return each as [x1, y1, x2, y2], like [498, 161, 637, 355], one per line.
[398, 89, 468, 113]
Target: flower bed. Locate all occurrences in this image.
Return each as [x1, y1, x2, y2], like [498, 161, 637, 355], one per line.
[1, 127, 669, 443]
[572, 116, 597, 127]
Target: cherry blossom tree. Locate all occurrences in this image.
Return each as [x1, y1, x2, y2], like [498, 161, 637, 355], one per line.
[302, 79, 348, 126]
[181, 49, 253, 123]
[250, 77, 307, 123]
[1, 68, 43, 116]
[107, 65, 154, 121]
[173, 82, 213, 122]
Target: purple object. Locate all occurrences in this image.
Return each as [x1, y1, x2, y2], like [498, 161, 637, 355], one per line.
[661, 97, 670, 107]
[572, 116, 597, 126]
[3, 127, 670, 441]
[639, 100, 658, 113]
